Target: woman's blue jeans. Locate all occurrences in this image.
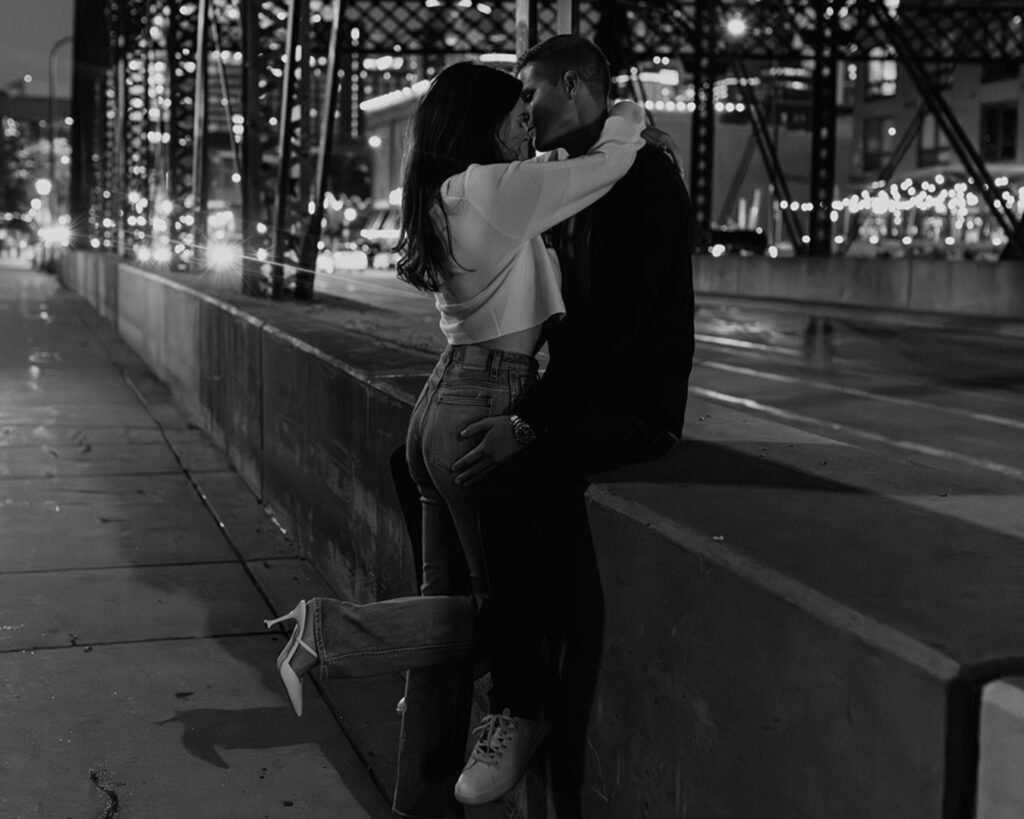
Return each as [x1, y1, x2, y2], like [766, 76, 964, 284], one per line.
[308, 344, 547, 819]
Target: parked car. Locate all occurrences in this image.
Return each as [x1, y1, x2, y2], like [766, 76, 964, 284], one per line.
[359, 206, 401, 267]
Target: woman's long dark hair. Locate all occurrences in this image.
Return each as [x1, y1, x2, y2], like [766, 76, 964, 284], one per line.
[396, 62, 523, 292]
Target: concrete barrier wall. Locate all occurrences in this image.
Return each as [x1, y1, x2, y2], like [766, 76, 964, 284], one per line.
[196, 299, 265, 496]
[907, 261, 1024, 318]
[60, 250, 1024, 818]
[694, 255, 1024, 319]
[62, 255, 422, 604]
[259, 324, 420, 600]
[112, 267, 266, 495]
[977, 677, 1024, 819]
[60, 250, 118, 320]
[578, 406, 1024, 818]
[583, 490, 949, 818]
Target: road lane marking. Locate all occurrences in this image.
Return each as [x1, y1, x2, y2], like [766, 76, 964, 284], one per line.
[695, 332, 802, 356]
[696, 360, 1024, 431]
[690, 386, 1024, 483]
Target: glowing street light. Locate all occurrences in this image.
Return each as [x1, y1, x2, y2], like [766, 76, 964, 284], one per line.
[725, 15, 748, 37]
[208, 241, 242, 270]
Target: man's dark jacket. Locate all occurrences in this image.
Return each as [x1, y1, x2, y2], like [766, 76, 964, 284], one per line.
[513, 143, 696, 472]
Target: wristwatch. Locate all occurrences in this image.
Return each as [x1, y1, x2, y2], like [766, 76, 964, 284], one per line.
[509, 414, 537, 446]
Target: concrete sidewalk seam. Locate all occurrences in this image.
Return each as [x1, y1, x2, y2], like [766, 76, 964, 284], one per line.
[0, 558, 244, 576]
[0, 632, 283, 655]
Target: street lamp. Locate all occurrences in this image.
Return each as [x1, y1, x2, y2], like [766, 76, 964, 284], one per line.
[725, 15, 748, 38]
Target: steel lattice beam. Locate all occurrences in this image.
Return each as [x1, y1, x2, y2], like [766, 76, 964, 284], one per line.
[295, 0, 348, 298]
[166, 2, 201, 267]
[808, 0, 838, 256]
[118, 0, 151, 254]
[96, 0, 124, 251]
[731, 59, 803, 249]
[76, 0, 1024, 277]
[865, 0, 1024, 258]
[69, 0, 113, 250]
[240, 0, 293, 293]
[241, 1, 285, 290]
[688, 0, 717, 245]
[598, 0, 1024, 64]
[269, 0, 314, 298]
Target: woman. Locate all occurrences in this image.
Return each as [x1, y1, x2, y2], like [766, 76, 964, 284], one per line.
[264, 61, 645, 817]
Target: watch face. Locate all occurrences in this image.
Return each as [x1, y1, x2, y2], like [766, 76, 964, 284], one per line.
[512, 417, 536, 445]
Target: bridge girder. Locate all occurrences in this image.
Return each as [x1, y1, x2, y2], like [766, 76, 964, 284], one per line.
[71, 0, 1024, 286]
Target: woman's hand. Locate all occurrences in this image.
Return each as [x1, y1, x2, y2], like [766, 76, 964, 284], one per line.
[641, 124, 679, 159]
[608, 99, 645, 124]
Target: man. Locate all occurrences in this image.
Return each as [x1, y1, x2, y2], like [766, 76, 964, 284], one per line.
[453, 34, 695, 482]
[447, 34, 696, 814]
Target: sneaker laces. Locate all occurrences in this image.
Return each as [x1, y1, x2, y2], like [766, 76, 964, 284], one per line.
[469, 709, 518, 764]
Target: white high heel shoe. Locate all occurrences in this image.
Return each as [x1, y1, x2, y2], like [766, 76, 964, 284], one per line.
[264, 600, 317, 717]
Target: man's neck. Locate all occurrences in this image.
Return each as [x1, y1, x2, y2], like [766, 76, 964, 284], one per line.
[561, 112, 607, 158]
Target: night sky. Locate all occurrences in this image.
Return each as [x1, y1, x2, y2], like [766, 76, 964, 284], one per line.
[0, 0, 75, 100]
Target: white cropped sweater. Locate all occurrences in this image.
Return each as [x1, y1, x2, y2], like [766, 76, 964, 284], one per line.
[432, 100, 645, 345]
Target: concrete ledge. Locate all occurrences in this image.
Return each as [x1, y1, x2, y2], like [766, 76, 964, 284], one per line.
[580, 401, 1024, 818]
[977, 677, 1024, 819]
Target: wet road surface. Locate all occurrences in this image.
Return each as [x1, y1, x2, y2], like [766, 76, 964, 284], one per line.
[316, 266, 1024, 496]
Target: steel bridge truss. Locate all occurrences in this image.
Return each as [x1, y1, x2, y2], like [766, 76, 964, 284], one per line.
[71, 0, 1024, 294]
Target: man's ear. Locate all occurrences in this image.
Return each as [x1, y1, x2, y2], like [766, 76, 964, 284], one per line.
[561, 69, 580, 101]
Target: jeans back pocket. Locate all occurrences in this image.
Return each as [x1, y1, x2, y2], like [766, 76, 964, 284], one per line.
[425, 390, 496, 476]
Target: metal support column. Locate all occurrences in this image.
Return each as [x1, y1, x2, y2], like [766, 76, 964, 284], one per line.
[270, 0, 311, 299]
[114, 25, 128, 256]
[732, 60, 803, 249]
[240, 0, 264, 294]
[868, 0, 1023, 258]
[515, 0, 538, 57]
[70, 0, 110, 249]
[808, 0, 838, 256]
[166, 1, 200, 269]
[556, 0, 580, 35]
[689, 0, 717, 248]
[343, 24, 361, 142]
[121, 1, 152, 258]
[190, 0, 211, 271]
[98, 4, 121, 253]
[295, 0, 347, 300]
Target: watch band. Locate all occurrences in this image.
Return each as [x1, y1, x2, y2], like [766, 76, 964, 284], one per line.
[509, 414, 537, 446]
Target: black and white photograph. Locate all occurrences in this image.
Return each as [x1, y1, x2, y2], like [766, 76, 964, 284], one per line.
[1, 1, 1022, 817]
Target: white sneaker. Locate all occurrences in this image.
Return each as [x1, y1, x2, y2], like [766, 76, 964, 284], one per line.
[453, 709, 547, 805]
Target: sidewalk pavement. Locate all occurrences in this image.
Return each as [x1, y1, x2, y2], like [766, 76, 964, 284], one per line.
[0, 261, 394, 818]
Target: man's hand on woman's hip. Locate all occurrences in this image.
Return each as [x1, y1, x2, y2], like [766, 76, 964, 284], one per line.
[452, 416, 523, 486]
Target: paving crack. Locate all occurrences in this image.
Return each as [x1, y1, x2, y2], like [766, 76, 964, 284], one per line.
[89, 767, 121, 817]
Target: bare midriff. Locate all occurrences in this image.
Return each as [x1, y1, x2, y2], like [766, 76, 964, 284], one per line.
[476, 325, 544, 357]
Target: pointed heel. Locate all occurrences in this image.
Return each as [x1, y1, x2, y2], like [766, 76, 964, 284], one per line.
[264, 602, 303, 630]
[264, 600, 317, 717]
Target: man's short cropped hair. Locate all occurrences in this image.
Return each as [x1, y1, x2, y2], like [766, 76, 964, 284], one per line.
[515, 34, 611, 101]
